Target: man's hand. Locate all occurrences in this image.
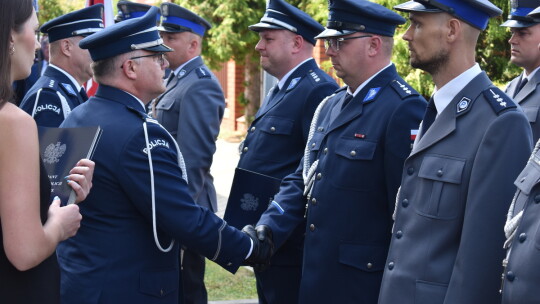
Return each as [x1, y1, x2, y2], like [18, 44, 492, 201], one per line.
[243, 224, 274, 271]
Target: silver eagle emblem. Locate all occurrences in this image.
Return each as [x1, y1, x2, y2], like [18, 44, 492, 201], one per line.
[240, 193, 259, 211]
[43, 142, 67, 164]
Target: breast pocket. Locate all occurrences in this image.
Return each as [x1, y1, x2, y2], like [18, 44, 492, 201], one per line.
[415, 155, 466, 220]
[523, 106, 539, 123]
[331, 139, 377, 190]
[155, 97, 178, 133]
[252, 116, 295, 163]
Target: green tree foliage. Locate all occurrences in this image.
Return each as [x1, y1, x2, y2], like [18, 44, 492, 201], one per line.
[38, 0, 65, 25]
[379, 0, 520, 97]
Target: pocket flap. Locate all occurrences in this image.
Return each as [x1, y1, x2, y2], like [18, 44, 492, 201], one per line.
[418, 155, 465, 184]
[259, 116, 294, 135]
[139, 269, 178, 298]
[339, 243, 387, 272]
[155, 97, 175, 111]
[523, 106, 539, 123]
[335, 139, 377, 160]
[514, 161, 540, 195]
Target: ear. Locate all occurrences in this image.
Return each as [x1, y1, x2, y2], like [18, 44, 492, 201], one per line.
[60, 39, 72, 57]
[121, 59, 138, 80]
[291, 35, 304, 54]
[367, 36, 382, 57]
[447, 18, 461, 43]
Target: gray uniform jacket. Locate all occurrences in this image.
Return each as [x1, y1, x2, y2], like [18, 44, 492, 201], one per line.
[501, 140, 540, 304]
[505, 71, 540, 141]
[154, 56, 224, 212]
[378, 72, 533, 304]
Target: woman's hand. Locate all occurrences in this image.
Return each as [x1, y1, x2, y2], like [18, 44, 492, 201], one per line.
[66, 159, 95, 204]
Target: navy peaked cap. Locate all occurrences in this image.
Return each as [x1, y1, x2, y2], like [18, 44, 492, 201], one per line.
[316, 0, 405, 39]
[528, 5, 540, 20]
[116, 0, 159, 22]
[249, 0, 324, 45]
[158, 3, 212, 36]
[394, 0, 502, 31]
[501, 0, 540, 27]
[41, 4, 104, 43]
[80, 6, 171, 62]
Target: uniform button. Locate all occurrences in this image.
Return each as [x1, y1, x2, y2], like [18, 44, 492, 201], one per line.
[316, 173, 322, 180]
[227, 262, 232, 266]
[311, 142, 316, 148]
[250, 126, 256, 132]
[323, 148, 328, 154]
[317, 127, 324, 132]
[519, 233, 527, 243]
[407, 167, 414, 175]
[243, 146, 248, 152]
[507, 271, 515, 282]
[367, 263, 373, 269]
[402, 199, 409, 207]
[396, 230, 403, 239]
[160, 289, 164, 296]
[535, 194, 540, 204]
[437, 169, 443, 177]
[350, 150, 357, 157]
[388, 261, 394, 270]
[270, 126, 276, 132]
[309, 224, 315, 231]
[311, 197, 317, 205]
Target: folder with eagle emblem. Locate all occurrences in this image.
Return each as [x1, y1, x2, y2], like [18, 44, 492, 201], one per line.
[38, 126, 102, 205]
[224, 168, 282, 229]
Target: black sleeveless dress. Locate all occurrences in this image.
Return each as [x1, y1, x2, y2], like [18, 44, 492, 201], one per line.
[0, 159, 60, 303]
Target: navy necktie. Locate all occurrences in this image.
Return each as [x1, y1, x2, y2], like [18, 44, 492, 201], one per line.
[421, 99, 437, 135]
[341, 93, 354, 110]
[166, 72, 176, 86]
[79, 88, 88, 102]
[515, 77, 528, 98]
[263, 85, 280, 111]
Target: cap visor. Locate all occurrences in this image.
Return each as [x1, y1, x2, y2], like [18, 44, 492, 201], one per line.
[157, 25, 190, 33]
[315, 28, 356, 39]
[500, 19, 537, 27]
[248, 22, 286, 32]
[394, 1, 442, 13]
[144, 44, 173, 53]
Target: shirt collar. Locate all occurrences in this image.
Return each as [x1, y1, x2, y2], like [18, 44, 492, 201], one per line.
[433, 63, 482, 114]
[172, 56, 199, 76]
[523, 66, 540, 81]
[277, 58, 314, 90]
[124, 91, 147, 111]
[49, 64, 81, 92]
[347, 62, 393, 96]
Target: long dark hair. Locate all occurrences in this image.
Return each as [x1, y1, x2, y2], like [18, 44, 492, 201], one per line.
[0, 0, 34, 106]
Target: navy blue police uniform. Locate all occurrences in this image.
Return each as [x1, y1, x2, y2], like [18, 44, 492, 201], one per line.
[378, 1, 533, 303]
[256, 1, 427, 302]
[153, 4, 220, 304]
[56, 8, 253, 304]
[236, 1, 339, 303]
[19, 4, 103, 127]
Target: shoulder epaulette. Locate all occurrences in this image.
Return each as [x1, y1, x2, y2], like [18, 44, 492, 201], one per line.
[43, 79, 59, 91]
[483, 86, 517, 115]
[389, 79, 419, 99]
[196, 67, 211, 79]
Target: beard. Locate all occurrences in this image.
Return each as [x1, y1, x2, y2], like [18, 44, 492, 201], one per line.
[410, 48, 450, 75]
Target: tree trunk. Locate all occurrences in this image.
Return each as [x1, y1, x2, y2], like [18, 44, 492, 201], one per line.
[243, 54, 261, 125]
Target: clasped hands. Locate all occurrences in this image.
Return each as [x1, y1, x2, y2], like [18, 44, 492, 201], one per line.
[243, 224, 274, 271]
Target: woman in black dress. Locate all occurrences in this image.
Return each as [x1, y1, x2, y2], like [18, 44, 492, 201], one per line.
[0, 0, 94, 302]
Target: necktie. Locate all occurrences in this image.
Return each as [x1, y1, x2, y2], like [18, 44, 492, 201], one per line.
[515, 77, 528, 98]
[262, 85, 280, 111]
[341, 93, 354, 110]
[421, 99, 437, 136]
[79, 88, 88, 102]
[166, 72, 176, 86]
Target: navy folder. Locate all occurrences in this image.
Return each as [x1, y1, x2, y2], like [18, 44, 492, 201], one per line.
[38, 126, 102, 205]
[224, 168, 282, 229]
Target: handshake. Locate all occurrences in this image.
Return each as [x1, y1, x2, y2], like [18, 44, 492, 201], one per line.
[242, 224, 274, 271]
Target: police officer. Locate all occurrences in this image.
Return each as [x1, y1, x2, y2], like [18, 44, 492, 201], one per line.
[499, 7, 540, 303]
[19, 4, 103, 127]
[378, 1, 533, 303]
[57, 8, 271, 303]
[248, 0, 427, 302]
[502, 0, 540, 141]
[115, 0, 156, 23]
[152, 3, 222, 304]
[233, 1, 338, 303]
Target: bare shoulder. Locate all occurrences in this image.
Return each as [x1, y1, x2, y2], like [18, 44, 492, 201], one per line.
[0, 102, 38, 151]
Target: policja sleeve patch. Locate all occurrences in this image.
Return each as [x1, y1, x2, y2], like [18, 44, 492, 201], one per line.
[483, 86, 517, 115]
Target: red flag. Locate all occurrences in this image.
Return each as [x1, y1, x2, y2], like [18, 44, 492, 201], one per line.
[83, 0, 114, 97]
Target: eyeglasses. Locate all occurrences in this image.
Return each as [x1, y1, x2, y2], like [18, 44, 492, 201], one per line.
[323, 35, 373, 52]
[120, 52, 166, 69]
